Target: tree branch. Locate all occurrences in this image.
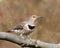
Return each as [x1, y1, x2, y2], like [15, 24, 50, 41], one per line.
[0, 32, 60, 48]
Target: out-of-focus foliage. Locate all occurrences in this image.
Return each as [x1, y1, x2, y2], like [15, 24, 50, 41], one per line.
[0, 0, 60, 48]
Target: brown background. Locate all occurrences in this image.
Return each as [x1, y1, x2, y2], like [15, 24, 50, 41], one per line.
[0, 0, 60, 48]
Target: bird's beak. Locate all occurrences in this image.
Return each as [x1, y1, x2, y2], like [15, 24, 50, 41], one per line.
[37, 16, 43, 19]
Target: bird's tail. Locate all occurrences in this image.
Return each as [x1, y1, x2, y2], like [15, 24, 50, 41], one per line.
[7, 30, 11, 32]
[7, 30, 15, 32]
[7, 29, 20, 33]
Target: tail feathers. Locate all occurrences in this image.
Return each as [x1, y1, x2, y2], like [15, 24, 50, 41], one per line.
[7, 30, 11, 32]
[7, 30, 14, 32]
[7, 30, 20, 33]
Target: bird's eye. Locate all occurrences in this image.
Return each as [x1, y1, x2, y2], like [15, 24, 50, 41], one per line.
[32, 15, 36, 18]
[33, 16, 36, 18]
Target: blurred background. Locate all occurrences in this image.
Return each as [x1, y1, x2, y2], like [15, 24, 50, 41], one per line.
[0, 0, 60, 48]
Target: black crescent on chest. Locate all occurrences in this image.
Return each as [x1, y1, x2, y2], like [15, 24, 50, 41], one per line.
[28, 25, 35, 30]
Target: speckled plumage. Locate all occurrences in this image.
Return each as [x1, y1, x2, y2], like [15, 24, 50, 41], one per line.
[7, 15, 43, 36]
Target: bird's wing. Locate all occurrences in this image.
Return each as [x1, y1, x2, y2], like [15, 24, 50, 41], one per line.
[14, 22, 26, 30]
[7, 22, 26, 32]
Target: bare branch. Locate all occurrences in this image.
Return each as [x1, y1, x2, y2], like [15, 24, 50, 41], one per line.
[0, 32, 60, 48]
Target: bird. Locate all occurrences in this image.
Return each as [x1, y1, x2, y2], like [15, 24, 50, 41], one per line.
[7, 15, 43, 37]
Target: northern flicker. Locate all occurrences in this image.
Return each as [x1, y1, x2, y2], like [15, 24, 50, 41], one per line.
[7, 15, 43, 36]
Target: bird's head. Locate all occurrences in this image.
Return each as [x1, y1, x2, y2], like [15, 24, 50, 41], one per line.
[29, 15, 43, 22]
